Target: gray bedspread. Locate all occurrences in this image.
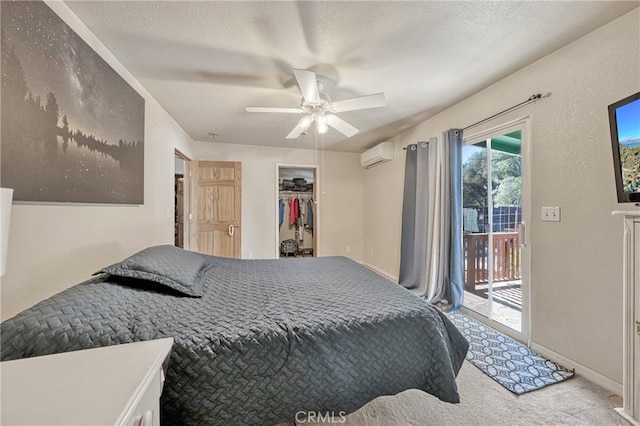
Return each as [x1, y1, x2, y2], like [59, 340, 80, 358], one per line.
[1, 255, 468, 425]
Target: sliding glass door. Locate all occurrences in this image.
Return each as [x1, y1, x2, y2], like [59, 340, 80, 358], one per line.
[462, 123, 529, 339]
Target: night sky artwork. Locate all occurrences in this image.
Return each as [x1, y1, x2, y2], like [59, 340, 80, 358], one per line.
[1, 0, 145, 204]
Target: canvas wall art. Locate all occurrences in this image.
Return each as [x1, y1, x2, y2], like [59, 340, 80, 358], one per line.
[1, 0, 145, 204]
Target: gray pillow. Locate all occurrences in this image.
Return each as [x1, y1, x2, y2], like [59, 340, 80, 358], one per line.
[94, 245, 208, 297]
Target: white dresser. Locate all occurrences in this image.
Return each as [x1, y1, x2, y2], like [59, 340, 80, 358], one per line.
[614, 211, 640, 426]
[0, 338, 173, 426]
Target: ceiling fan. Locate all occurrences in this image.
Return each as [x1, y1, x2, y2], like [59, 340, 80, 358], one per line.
[245, 69, 386, 139]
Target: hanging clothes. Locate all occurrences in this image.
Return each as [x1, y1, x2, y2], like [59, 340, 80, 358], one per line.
[295, 197, 304, 243]
[299, 198, 303, 220]
[295, 223, 303, 242]
[280, 194, 313, 245]
[296, 197, 304, 227]
[306, 199, 314, 230]
[279, 198, 285, 227]
[289, 198, 298, 225]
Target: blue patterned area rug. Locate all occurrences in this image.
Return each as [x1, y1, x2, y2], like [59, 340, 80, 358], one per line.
[447, 310, 575, 394]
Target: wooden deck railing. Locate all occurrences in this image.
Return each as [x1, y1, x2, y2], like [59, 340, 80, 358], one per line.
[464, 232, 521, 291]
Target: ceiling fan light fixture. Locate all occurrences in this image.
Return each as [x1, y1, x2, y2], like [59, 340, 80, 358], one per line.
[246, 69, 386, 139]
[317, 123, 328, 134]
[316, 115, 328, 134]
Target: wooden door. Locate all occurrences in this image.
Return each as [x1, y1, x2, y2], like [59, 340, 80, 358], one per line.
[194, 161, 241, 258]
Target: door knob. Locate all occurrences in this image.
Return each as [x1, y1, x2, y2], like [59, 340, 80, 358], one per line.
[228, 224, 240, 236]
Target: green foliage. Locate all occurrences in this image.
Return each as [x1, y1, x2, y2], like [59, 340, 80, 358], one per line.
[494, 175, 521, 206]
[463, 150, 521, 207]
[463, 151, 488, 207]
[620, 144, 640, 193]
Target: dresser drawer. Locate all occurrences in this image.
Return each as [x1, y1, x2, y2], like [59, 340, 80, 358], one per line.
[123, 367, 166, 426]
[1, 338, 173, 426]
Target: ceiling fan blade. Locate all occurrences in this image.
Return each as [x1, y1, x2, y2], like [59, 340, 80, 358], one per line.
[286, 117, 314, 139]
[246, 107, 304, 113]
[330, 92, 386, 113]
[293, 69, 320, 104]
[327, 114, 359, 137]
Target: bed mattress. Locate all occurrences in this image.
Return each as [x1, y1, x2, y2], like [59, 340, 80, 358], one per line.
[1, 255, 468, 425]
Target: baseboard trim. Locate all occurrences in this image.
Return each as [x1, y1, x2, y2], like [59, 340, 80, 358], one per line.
[361, 262, 398, 283]
[530, 342, 622, 396]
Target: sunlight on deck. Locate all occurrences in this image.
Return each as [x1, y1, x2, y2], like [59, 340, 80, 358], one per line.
[464, 281, 522, 332]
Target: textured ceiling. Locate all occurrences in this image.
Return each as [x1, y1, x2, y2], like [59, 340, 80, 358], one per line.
[64, 1, 639, 153]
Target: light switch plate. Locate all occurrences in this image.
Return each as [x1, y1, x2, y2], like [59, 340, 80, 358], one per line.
[541, 206, 561, 222]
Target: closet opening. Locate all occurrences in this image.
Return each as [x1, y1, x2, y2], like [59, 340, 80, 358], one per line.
[174, 150, 191, 249]
[276, 164, 318, 259]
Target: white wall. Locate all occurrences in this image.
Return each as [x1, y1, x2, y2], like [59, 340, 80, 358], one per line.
[193, 142, 365, 261]
[1, 1, 195, 321]
[364, 9, 640, 385]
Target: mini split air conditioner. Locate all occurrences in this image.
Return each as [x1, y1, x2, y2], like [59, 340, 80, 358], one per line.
[360, 142, 394, 168]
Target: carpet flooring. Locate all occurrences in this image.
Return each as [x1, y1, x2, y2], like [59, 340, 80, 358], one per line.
[278, 362, 620, 425]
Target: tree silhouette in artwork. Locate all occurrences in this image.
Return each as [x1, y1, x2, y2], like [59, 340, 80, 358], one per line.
[1, 1, 145, 203]
[1, 34, 143, 174]
[1, 30, 28, 112]
[62, 114, 69, 134]
[45, 92, 59, 129]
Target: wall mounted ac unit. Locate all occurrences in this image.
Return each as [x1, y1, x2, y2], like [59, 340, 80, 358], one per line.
[360, 141, 394, 168]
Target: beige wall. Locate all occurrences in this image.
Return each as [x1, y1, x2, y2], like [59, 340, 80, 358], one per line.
[364, 9, 640, 384]
[1, 2, 195, 321]
[193, 142, 365, 261]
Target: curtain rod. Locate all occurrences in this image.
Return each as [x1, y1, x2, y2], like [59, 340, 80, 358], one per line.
[402, 93, 545, 150]
[463, 93, 542, 131]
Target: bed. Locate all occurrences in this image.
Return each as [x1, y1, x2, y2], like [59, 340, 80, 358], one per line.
[1, 245, 468, 425]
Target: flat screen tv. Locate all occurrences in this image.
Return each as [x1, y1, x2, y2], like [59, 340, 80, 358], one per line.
[609, 91, 640, 203]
